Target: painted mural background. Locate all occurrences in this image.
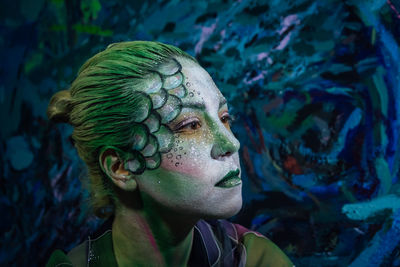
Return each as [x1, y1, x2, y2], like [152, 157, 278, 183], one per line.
[1, 0, 399, 266]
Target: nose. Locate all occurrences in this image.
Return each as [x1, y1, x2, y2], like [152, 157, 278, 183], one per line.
[210, 124, 240, 160]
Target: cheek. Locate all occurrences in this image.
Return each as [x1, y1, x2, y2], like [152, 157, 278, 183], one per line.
[160, 132, 212, 176]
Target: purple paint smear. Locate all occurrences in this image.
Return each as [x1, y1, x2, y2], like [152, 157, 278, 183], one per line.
[387, 0, 400, 19]
[278, 14, 300, 35]
[195, 21, 218, 55]
[243, 71, 268, 85]
[275, 14, 301, 51]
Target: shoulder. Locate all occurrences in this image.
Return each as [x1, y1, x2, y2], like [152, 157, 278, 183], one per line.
[46, 241, 87, 267]
[46, 249, 73, 267]
[232, 223, 294, 267]
[47, 218, 116, 267]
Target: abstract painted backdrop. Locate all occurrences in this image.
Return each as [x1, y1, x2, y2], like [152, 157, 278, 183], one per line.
[1, 0, 399, 266]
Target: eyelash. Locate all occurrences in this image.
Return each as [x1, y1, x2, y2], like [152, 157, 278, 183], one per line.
[221, 114, 235, 124]
[175, 114, 234, 132]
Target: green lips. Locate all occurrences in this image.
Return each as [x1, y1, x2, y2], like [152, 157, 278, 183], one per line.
[215, 169, 241, 188]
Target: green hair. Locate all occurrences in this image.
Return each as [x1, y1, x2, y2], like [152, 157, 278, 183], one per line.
[47, 41, 196, 218]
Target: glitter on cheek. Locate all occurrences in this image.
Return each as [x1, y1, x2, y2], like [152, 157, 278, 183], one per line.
[160, 130, 212, 176]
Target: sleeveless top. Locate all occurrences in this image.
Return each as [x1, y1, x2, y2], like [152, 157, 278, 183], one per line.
[46, 219, 293, 267]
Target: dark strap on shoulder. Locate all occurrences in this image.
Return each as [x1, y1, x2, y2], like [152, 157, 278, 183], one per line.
[192, 220, 246, 267]
[194, 220, 221, 266]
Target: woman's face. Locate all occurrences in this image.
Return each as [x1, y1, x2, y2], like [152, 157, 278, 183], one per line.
[134, 57, 242, 219]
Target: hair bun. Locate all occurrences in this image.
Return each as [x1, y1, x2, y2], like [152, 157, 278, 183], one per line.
[47, 90, 72, 123]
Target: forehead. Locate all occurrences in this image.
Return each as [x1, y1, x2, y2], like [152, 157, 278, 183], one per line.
[176, 57, 225, 107]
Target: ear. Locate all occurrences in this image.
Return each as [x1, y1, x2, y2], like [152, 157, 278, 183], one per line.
[99, 147, 137, 191]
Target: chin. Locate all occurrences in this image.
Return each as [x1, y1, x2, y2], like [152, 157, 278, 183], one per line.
[204, 191, 243, 220]
[221, 199, 243, 219]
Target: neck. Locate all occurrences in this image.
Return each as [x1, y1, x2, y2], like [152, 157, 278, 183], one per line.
[112, 201, 197, 267]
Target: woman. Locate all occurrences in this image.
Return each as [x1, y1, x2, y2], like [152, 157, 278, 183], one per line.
[46, 41, 292, 266]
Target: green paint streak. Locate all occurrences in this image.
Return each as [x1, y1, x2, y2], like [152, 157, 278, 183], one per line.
[49, 23, 113, 37]
[81, 0, 102, 24]
[49, 24, 66, 32]
[371, 27, 376, 45]
[304, 91, 312, 104]
[50, 0, 64, 4]
[265, 113, 294, 136]
[72, 24, 113, 37]
[24, 52, 43, 74]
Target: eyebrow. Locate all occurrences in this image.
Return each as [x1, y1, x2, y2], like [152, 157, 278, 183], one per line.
[181, 98, 227, 110]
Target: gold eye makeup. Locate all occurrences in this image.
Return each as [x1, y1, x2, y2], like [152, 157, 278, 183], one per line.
[173, 117, 202, 133]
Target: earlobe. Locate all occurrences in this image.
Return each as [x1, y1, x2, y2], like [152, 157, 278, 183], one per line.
[99, 147, 138, 191]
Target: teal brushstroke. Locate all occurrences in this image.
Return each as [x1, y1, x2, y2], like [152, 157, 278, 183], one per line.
[5, 136, 34, 171]
[349, 208, 400, 267]
[292, 173, 316, 189]
[375, 156, 392, 195]
[342, 194, 400, 221]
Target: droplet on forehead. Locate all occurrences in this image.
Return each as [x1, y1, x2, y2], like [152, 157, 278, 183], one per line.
[168, 85, 187, 98]
[163, 72, 183, 90]
[146, 152, 161, 169]
[130, 124, 149, 151]
[150, 89, 168, 109]
[158, 58, 181, 76]
[136, 72, 162, 94]
[143, 112, 161, 133]
[125, 152, 146, 174]
[155, 125, 174, 153]
[141, 134, 158, 157]
[157, 95, 182, 124]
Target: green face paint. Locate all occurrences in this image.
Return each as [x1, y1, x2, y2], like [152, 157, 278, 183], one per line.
[133, 57, 243, 219]
[49, 41, 242, 219]
[123, 58, 187, 174]
[47, 41, 198, 217]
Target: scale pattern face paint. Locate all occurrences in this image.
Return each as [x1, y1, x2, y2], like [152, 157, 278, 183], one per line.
[154, 57, 241, 179]
[124, 59, 187, 174]
[131, 58, 243, 220]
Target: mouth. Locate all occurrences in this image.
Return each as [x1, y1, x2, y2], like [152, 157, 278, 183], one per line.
[215, 169, 241, 188]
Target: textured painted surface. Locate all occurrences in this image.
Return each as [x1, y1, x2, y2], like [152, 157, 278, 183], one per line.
[0, 0, 399, 265]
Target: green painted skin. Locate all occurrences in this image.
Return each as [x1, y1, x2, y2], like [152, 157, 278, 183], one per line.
[48, 42, 242, 266]
[109, 57, 242, 266]
[47, 41, 198, 218]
